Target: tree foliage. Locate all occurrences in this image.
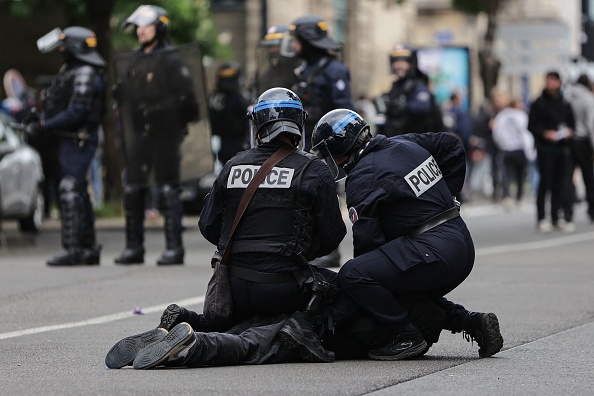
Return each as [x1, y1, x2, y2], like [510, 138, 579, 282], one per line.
[3, 0, 228, 58]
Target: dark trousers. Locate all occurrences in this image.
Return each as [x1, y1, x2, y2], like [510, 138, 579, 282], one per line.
[338, 217, 474, 332]
[570, 138, 594, 220]
[536, 148, 574, 223]
[501, 149, 528, 201]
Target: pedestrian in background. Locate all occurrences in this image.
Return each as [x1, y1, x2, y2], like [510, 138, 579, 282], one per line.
[565, 74, 594, 223]
[492, 95, 531, 209]
[528, 71, 576, 233]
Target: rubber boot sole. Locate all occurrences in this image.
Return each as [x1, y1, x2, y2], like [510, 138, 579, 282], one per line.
[158, 304, 184, 330]
[133, 323, 195, 369]
[105, 328, 167, 369]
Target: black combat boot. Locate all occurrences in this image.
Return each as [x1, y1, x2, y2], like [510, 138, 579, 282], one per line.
[279, 311, 335, 363]
[462, 311, 503, 358]
[367, 322, 428, 361]
[47, 177, 96, 266]
[158, 304, 211, 332]
[114, 187, 145, 265]
[157, 185, 184, 265]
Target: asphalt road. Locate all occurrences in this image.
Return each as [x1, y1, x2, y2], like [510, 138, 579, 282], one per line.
[1, 201, 594, 395]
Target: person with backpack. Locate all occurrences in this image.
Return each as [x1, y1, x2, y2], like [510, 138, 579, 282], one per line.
[382, 44, 444, 136]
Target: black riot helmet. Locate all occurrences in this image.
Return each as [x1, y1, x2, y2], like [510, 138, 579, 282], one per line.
[123, 5, 170, 40]
[36, 26, 106, 68]
[216, 61, 241, 91]
[280, 15, 341, 57]
[311, 109, 371, 178]
[248, 88, 307, 148]
[389, 44, 420, 77]
[259, 25, 290, 48]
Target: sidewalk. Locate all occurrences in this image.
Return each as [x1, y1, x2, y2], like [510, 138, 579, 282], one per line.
[371, 322, 594, 395]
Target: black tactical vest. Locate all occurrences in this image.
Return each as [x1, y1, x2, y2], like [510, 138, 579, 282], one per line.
[44, 62, 104, 131]
[217, 145, 317, 259]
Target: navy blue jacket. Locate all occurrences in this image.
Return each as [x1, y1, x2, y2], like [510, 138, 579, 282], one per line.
[345, 133, 466, 257]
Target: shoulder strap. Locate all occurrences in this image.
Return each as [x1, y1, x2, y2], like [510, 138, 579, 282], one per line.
[221, 144, 296, 265]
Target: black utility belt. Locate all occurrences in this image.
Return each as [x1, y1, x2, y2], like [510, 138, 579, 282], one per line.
[229, 266, 296, 284]
[409, 207, 460, 237]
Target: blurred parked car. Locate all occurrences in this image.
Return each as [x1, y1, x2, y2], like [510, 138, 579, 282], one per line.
[0, 114, 44, 233]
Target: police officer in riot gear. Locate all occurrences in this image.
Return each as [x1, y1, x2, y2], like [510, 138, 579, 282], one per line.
[252, 25, 300, 98]
[30, 26, 106, 266]
[208, 62, 249, 164]
[281, 15, 355, 150]
[199, 87, 346, 362]
[382, 44, 443, 136]
[114, 5, 200, 265]
[311, 109, 504, 360]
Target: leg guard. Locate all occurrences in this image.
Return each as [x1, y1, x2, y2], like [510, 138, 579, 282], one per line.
[114, 186, 146, 264]
[80, 191, 101, 264]
[157, 184, 184, 265]
[47, 177, 92, 266]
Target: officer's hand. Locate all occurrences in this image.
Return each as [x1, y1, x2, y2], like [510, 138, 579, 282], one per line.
[25, 122, 44, 140]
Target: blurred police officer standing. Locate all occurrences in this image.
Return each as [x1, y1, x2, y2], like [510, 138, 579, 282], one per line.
[382, 45, 443, 136]
[208, 62, 249, 164]
[281, 15, 355, 151]
[114, 5, 200, 265]
[30, 27, 106, 266]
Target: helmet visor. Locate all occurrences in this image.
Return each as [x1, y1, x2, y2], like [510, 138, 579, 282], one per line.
[37, 28, 63, 54]
[125, 6, 161, 28]
[310, 139, 345, 181]
[279, 32, 298, 58]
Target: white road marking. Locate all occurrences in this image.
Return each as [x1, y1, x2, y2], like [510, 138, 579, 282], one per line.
[476, 231, 594, 256]
[0, 296, 204, 341]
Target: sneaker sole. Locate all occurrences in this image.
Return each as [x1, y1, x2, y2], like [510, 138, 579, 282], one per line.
[133, 323, 194, 369]
[279, 325, 335, 363]
[479, 313, 504, 358]
[105, 328, 167, 369]
[368, 339, 428, 361]
[159, 304, 183, 330]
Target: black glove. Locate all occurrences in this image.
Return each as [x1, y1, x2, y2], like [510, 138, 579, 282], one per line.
[25, 122, 44, 141]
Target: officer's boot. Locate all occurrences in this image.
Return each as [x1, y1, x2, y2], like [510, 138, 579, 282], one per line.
[158, 304, 210, 331]
[462, 311, 504, 358]
[114, 187, 145, 265]
[80, 191, 101, 264]
[367, 322, 427, 361]
[157, 185, 184, 265]
[279, 311, 335, 363]
[47, 177, 91, 266]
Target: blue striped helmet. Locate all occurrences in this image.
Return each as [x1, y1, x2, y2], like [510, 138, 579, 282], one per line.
[311, 109, 369, 159]
[249, 87, 307, 145]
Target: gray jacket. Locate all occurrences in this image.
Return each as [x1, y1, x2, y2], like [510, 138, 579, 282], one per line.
[566, 83, 594, 149]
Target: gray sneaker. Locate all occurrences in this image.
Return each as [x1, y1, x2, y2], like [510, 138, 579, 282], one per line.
[133, 322, 197, 369]
[105, 328, 168, 369]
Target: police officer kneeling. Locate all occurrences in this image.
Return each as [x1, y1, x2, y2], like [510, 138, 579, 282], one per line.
[199, 87, 347, 363]
[311, 109, 504, 360]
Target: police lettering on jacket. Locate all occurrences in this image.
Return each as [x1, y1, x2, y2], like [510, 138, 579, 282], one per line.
[405, 155, 442, 197]
[227, 165, 295, 189]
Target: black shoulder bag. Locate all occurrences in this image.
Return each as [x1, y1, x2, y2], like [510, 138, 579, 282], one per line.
[203, 144, 296, 329]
